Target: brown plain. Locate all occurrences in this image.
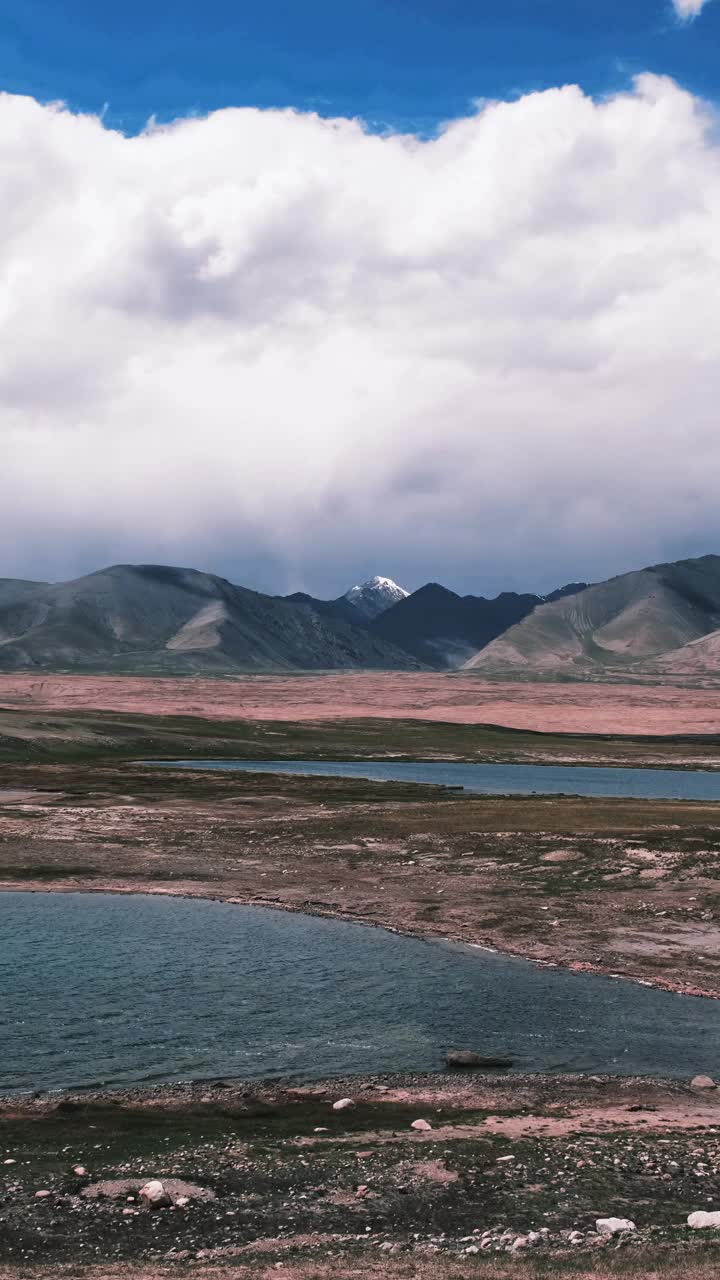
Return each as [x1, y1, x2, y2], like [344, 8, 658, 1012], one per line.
[3, 672, 720, 735]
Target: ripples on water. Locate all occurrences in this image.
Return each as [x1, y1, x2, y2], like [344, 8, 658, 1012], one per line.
[1, 893, 718, 1092]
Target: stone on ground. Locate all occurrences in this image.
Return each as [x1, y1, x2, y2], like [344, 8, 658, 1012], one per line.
[691, 1075, 716, 1090]
[596, 1217, 636, 1235]
[332, 1098, 355, 1111]
[688, 1210, 720, 1229]
[139, 1180, 173, 1209]
[411, 1118, 432, 1131]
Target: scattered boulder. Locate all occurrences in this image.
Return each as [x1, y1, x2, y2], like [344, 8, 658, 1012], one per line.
[332, 1098, 355, 1112]
[73, 1165, 87, 1177]
[596, 1217, 636, 1236]
[688, 1210, 720, 1229]
[446, 1050, 513, 1070]
[411, 1119, 432, 1132]
[691, 1075, 716, 1090]
[34, 1190, 51, 1200]
[140, 1180, 173, 1209]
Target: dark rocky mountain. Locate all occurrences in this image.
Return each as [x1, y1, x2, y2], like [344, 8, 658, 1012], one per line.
[281, 591, 365, 627]
[0, 565, 422, 674]
[466, 555, 720, 677]
[370, 582, 543, 668]
[544, 582, 589, 604]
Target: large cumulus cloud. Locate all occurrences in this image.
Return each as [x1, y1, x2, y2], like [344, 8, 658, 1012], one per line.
[2, 75, 720, 595]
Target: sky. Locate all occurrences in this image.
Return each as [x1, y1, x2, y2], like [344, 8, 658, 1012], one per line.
[1, 0, 720, 597]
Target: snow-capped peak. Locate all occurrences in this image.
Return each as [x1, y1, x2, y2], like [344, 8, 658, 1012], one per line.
[343, 576, 409, 620]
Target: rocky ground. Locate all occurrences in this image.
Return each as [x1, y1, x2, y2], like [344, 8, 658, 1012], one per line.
[3, 1074, 720, 1276]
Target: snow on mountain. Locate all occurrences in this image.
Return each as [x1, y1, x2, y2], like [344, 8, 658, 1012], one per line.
[343, 576, 409, 620]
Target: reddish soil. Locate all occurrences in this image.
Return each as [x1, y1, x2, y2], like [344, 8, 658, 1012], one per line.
[2, 672, 720, 735]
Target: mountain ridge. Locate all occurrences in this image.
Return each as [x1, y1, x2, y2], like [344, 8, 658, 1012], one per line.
[465, 554, 720, 678]
[370, 583, 545, 668]
[0, 564, 422, 674]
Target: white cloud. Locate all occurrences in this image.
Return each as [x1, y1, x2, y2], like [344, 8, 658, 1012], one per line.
[672, 0, 711, 19]
[1, 75, 720, 594]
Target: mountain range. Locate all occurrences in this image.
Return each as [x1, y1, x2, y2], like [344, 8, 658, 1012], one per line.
[2, 554, 720, 677]
[0, 565, 418, 674]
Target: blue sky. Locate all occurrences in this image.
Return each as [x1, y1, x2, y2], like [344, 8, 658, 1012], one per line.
[0, 0, 718, 134]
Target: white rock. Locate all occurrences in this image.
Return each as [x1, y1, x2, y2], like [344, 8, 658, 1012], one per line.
[691, 1075, 716, 1090]
[73, 1165, 87, 1177]
[411, 1119, 432, 1131]
[139, 1179, 172, 1209]
[175, 1195, 190, 1208]
[332, 1098, 355, 1111]
[596, 1217, 636, 1235]
[3, 1159, 15, 1165]
[34, 1190, 51, 1199]
[688, 1211, 720, 1229]
[464, 1245, 480, 1254]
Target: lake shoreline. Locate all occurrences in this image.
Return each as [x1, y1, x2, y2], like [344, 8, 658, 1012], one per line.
[0, 1066, 709, 1113]
[1, 877, 718, 1004]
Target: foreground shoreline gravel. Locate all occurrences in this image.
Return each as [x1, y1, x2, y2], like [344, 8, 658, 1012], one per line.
[3, 1070, 720, 1275]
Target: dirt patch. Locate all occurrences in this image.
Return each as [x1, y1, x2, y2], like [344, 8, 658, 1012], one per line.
[406, 1159, 460, 1183]
[613, 922, 720, 958]
[81, 1178, 214, 1202]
